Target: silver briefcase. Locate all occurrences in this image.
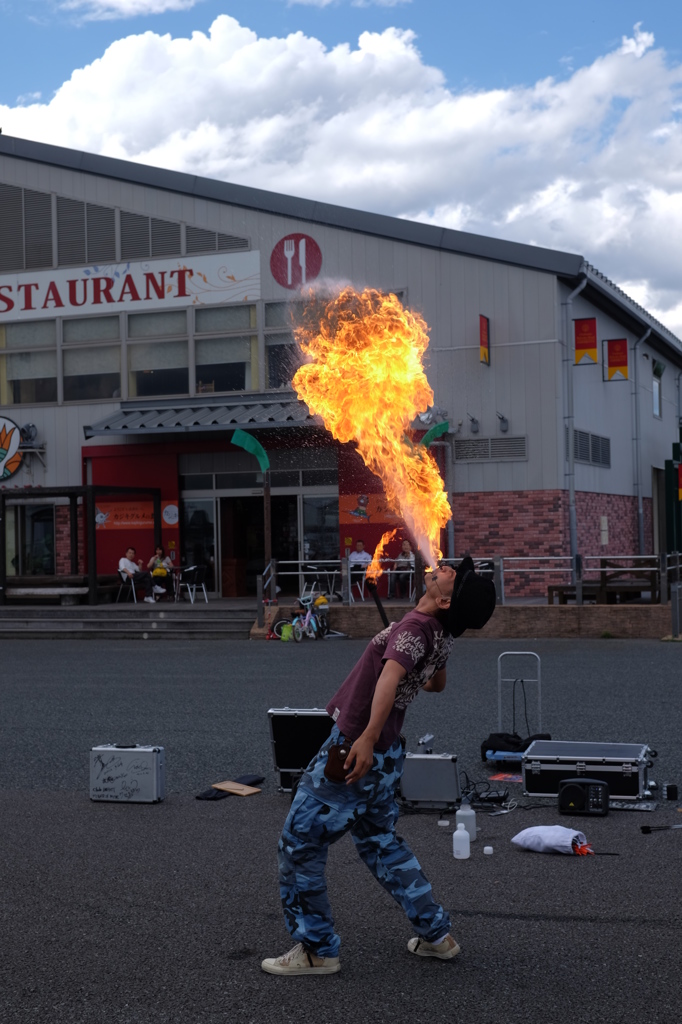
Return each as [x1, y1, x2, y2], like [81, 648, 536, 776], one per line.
[90, 744, 166, 802]
[400, 752, 461, 809]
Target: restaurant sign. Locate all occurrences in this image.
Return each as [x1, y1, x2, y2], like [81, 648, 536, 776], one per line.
[0, 251, 261, 323]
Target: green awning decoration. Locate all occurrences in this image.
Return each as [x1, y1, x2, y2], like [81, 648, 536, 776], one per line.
[421, 421, 449, 447]
[231, 428, 270, 472]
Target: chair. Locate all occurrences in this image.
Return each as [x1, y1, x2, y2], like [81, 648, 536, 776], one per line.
[177, 565, 209, 604]
[116, 569, 138, 604]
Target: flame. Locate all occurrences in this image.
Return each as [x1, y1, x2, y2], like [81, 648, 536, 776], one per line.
[365, 529, 397, 583]
[293, 287, 451, 565]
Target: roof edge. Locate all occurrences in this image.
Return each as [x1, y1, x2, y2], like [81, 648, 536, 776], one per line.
[0, 134, 583, 277]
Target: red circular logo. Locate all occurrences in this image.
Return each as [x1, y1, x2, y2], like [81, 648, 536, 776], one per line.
[270, 233, 322, 290]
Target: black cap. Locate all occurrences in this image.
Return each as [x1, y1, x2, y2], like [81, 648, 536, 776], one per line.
[446, 556, 496, 637]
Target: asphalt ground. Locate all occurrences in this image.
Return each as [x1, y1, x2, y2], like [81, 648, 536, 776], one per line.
[0, 638, 680, 1024]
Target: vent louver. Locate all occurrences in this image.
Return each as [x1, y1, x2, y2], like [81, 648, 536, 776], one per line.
[0, 184, 25, 272]
[57, 197, 86, 265]
[86, 203, 116, 264]
[152, 218, 181, 258]
[565, 427, 611, 468]
[120, 211, 150, 261]
[217, 231, 249, 252]
[453, 437, 527, 461]
[186, 226, 216, 254]
[24, 190, 53, 269]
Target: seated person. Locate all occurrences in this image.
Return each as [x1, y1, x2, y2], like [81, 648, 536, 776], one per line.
[147, 545, 174, 598]
[348, 539, 372, 594]
[118, 546, 163, 604]
[389, 539, 415, 599]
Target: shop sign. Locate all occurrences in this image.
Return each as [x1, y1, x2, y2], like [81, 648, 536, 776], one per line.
[270, 234, 322, 290]
[95, 501, 179, 530]
[0, 252, 261, 323]
[0, 416, 23, 479]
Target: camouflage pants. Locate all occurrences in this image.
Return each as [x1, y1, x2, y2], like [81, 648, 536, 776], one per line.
[278, 725, 451, 957]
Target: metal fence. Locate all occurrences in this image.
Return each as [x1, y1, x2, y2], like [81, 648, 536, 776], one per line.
[256, 552, 682, 633]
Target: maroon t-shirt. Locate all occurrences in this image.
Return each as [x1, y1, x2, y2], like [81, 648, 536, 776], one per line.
[326, 610, 455, 751]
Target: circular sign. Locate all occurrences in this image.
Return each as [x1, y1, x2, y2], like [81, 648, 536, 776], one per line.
[0, 417, 23, 479]
[270, 233, 322, 290]
[162, 503, 179, 526]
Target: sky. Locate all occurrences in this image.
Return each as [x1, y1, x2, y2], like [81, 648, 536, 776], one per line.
[1, 1, 682, 334]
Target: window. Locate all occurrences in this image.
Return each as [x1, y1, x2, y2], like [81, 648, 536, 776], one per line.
[265, 302, 304, 329]
[195, 304, 257, 394]
[0, 320, 57, 404]
[64, 346, 121, 401]
[128, 310, 187, 337]
[653, 360, 665, 418]
[195, 336, 257, 393]
[5, 504, 55, 576]
[264, 301, 303, 390]
[266, 333, 298, 389]
[128, 340, 189, 397]
[195, 305, 255, 333]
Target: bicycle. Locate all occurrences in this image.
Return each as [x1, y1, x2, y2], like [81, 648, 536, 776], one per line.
[272, 593, 329, 642]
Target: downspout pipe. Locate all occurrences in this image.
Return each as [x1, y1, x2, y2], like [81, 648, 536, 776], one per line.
[562, 274, 587, 573]
[632, 327, 652, 554]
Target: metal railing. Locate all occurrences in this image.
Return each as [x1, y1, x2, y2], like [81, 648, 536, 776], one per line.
[256, 553, 682, 635]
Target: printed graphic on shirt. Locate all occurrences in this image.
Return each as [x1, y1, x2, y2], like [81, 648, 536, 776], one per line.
[372, 620, 455, 711]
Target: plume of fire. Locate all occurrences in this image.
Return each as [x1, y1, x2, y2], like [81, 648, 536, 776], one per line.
[292, 287, 451, 566]
[365, 529, 397, 583]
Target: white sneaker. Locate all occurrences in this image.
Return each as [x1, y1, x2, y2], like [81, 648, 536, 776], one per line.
[261, 942, 340, 976]
[407, 934, 460, 960]
[144, 596, 155, 604]
[153, 586, 166, 595]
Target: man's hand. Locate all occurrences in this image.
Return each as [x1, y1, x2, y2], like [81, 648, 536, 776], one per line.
[344, 733, 375, 784]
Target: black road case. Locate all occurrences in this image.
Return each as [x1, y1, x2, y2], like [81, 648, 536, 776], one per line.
[523, 740, 655, 800]
[268, 708, 334, 791]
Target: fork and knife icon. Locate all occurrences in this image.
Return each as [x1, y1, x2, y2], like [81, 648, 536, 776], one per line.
[284, 237, 307, 286]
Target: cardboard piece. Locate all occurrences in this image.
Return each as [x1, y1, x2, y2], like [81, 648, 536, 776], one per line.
[212, 780, 261, 797]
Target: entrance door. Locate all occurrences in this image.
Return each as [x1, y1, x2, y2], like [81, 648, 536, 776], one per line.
[219, 494, 302, 596]
[180, 499, 217, 592]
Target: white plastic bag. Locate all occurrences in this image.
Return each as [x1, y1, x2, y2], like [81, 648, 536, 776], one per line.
[511, 825, 586, 854]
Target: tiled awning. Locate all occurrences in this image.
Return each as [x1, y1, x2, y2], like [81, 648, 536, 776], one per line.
[83, 396, 321, 437]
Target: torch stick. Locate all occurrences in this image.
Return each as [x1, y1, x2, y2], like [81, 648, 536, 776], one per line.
[366, 579, 390, 628]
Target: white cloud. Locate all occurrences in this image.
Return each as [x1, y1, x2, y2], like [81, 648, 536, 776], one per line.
[59, 0, 201, 21]
[2, 18, 682, 335]
[288, 0, 410, 6]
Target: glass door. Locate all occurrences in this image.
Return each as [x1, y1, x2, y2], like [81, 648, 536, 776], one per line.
[180, 499, 217, 592]
[301, 496, 340, 561]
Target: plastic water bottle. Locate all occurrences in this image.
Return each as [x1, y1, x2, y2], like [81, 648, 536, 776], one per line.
[456, 799, 477, 842]
[452, 823, 470, 860]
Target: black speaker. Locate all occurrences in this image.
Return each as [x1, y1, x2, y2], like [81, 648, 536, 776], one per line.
[558, 777, 609, 816]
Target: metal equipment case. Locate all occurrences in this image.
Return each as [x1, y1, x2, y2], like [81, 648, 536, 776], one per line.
[268, 708, 334, 791]
[523, 740, 655, 800]
[90, 744, 165, 802]
[400, 753, 461, 809]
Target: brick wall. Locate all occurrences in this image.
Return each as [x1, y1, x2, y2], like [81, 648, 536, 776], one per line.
[453, 489, 654, 597]
[55, 505, 85, 576]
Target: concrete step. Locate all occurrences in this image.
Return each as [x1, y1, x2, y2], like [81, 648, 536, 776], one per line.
[0, 628, 251, 640]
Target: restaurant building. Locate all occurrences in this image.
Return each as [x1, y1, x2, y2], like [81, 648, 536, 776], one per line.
[0, 133, 680, 596]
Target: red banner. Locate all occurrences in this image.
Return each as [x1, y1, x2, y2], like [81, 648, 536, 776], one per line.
[480, 315, 490, 365]
[574, 318, 598, 365]
[606, 338, 628, 380]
